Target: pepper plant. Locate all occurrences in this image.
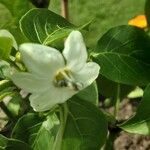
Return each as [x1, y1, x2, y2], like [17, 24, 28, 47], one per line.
[0, 0, 150, 150]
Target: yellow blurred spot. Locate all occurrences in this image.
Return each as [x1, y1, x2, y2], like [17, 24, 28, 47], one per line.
[128, 15, 147, 29]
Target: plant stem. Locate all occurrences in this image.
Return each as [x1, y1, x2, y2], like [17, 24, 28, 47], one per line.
[114, 84, 120, 120]
[103, 131, 117, 150]
[52, 103, 68, 150]
[0, 101, 14, 120]
[61, 0, 69, 19]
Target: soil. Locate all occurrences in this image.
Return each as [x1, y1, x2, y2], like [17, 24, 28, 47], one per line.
[107, 99, 150, 150]
[114, 131, 150, 150]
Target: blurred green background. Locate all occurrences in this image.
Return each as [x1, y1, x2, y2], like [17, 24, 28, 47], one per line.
[0, 0, 145, 46]
[50, 0, 144, 46]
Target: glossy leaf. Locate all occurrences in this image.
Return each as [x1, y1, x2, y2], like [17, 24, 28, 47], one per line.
[12, 113, 45, 142]
[20, 8, 74, 44]
[12, 98, 107, 150]
[62, 98, 108, 150]
[7, 94, 23, 117]
[0, 80, 13, 91]
[0, 37, 13, 59]
[97, 76, 134, 99]
[76, 82, 98, 105]
[0, 80, 15, 103]
[119, 84, 150, 135]
[93, 25, 150, 86]
[12, 113, 59, 150]
[0, 60, 11, 79]
[30, 114, 59, 150]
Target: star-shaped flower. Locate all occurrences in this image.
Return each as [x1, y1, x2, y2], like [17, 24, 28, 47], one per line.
[11, 31, 100, 112]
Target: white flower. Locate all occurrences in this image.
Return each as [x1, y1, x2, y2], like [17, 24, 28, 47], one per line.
[11, 31, 100, 112]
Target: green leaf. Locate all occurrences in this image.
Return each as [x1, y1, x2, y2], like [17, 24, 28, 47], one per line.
[0, 134, 30, 150]
[79, 19, 93, 31]
[12, 99, 107, 150]
[76, 82, 98, 105]
[20, 8, 75, 44]
[93, 25, 150, 86]
[12, 113, 44, 142]
[7, 94, 23, 117]
[0, 80, 15, 102]
[43, 28, 73, 46]
[61, 98, 108, 150]
[0, 80, 13, 91]
[0, 60, 11, 79]
[0, 37, 13, 59]
[12, 113, 59, 150]
[97, 76, 134, 99]
[119, 84, 150, 135]
[0, 0, 30, 22]
[0, 29, 18, 50]
[31, 114, 59, 150]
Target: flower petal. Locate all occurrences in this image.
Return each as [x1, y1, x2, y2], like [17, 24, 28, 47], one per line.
[11, 72, 50, 93]
[73, 62, 100, 88]
[63, 31, 87, 72]
[30, 86, 76, 112]
[20, 43, 65, 78]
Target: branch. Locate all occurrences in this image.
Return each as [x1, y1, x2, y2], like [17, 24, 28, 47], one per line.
[61, 0, 69, 19]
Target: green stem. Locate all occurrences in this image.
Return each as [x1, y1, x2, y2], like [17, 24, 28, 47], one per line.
[104, 131, 117, 150]
[0, 101, 14, 120]
[114, 84, 120, 120]
[52, 103, 68, 150]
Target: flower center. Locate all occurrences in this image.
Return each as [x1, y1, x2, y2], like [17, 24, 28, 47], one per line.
[53, 68, 83, 91]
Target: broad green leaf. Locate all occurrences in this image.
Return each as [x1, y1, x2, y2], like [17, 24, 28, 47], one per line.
[0, 80, 15, 103]
[20, 8, 75, 44]
[7, 94, 23, 117]
[127, 87, 143, 99]
[0, 1, 30, 46]
[0, 80, 13, 91]
[61, 98, 108, 150]
[0, 60, 11, 79]
[12, 113, 59, 150]
[76, 82, 98, 105]
[93, 25, 150, 86]
[97, 76, 134, 99]
[119, 84, 150, 135]
[43, 28, 73, 45]
[31, 114, 59, 150]
[0, 134, 30, 150]
[0, 29, 18, 50]
[0, 0, 30, 22]
[12, 99, 107, 150]
[12, 113, 45, 142]
[0, 37, 12, 59]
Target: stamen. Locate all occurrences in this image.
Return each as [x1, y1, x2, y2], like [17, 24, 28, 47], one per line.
[53, 69, 83, 91]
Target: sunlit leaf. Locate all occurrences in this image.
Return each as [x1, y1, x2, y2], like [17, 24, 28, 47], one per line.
[119, 84, 150, 135]
[93, 25, 150, 86]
